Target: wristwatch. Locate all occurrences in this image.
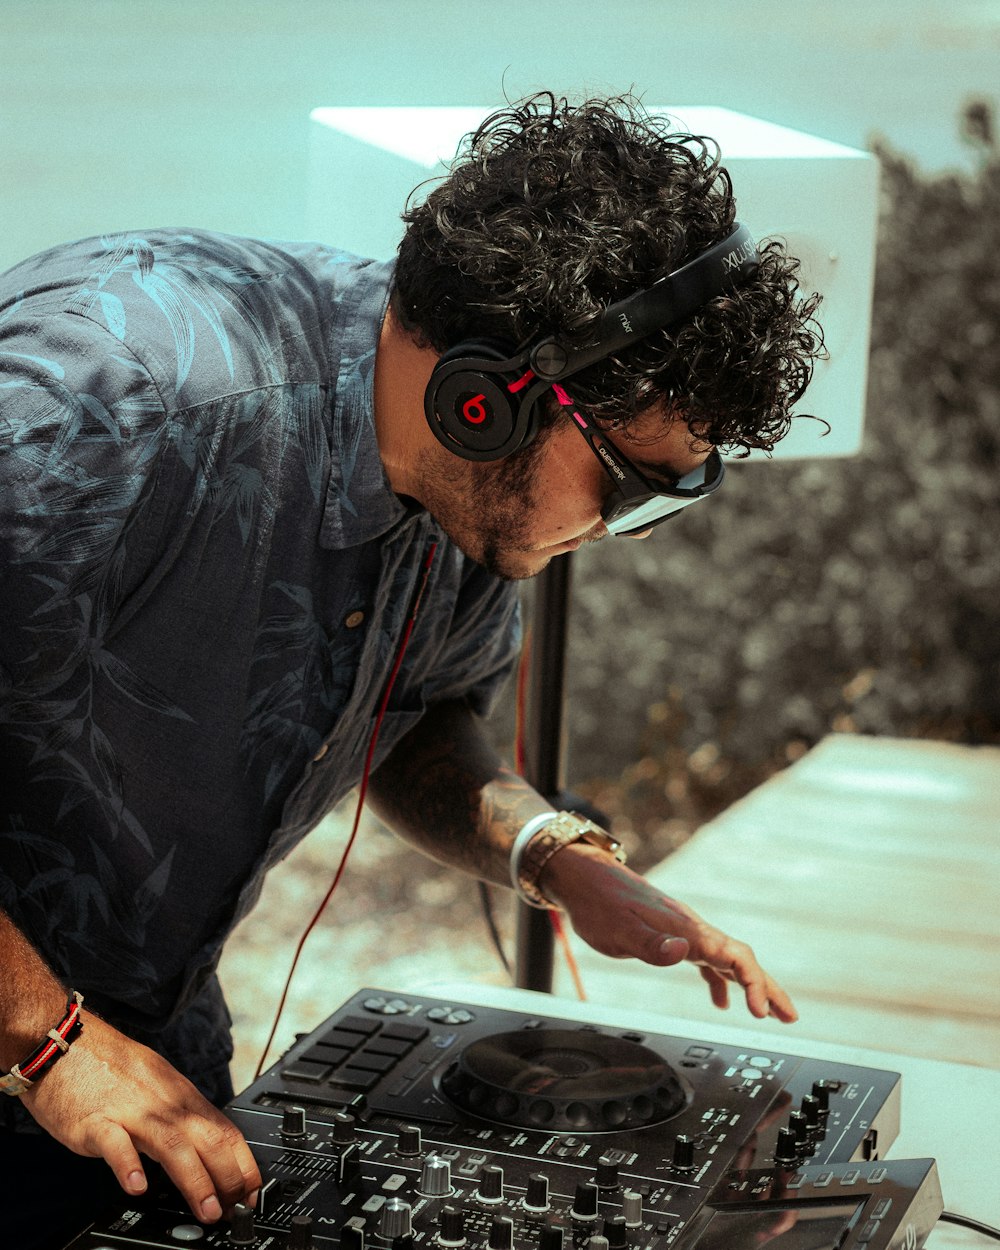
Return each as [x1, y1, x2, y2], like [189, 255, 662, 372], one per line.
[515, 812, 626, 909]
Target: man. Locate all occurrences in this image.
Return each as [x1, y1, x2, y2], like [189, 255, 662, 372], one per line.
[0, 93, 822, 1244]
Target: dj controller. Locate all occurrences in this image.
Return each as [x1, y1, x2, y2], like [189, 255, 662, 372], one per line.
[62, 988, 943, 1250]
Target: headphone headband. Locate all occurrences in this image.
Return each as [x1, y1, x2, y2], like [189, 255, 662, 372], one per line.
[529, 222, 758, 381]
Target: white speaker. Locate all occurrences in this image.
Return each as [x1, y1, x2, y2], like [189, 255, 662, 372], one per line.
[307, 105, 878, 459]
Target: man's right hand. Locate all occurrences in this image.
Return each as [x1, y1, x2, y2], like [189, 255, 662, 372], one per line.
[21, 1010, 261, 1224]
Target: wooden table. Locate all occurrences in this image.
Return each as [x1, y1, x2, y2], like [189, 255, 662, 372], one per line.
[557, 734, 1000, 1069]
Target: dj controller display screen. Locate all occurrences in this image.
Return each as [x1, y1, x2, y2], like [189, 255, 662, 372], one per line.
[692, 1201, 866, 1250]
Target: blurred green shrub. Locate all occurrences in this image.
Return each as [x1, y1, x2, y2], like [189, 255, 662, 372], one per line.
[557, 109, 1000, 860]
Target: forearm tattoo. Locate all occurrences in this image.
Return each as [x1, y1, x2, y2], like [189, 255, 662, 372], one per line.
[367, 701, 549, 886]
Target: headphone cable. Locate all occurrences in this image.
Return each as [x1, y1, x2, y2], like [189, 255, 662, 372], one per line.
[940, 1212, 1000, 1244]
[253, 542, 438, 1080]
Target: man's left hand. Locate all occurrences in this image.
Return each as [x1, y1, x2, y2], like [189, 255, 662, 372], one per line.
[539, 842, 798, 1023]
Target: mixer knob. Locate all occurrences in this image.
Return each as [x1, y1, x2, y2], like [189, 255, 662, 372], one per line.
[380, 1199, 413, 1242]
[775, 1127, 799, 1165]
[439, 1205, 467, 1247]
[228, 1203, 256, 1245]
[800, 1094, 821, 1130]
[571, 1181, 600, 1221]
[811, 1081, 831, 1115]
[603, 1215, 629, 1249]
[288, 1214, 314, 1250]
[589, 1238, 610, 1250]
[671, 1135, 695, 1172]
[333, 1112, 357, 1144]
[281, 1105, 307, 1138]
[341, 1225, 365, 1250]
[523, 1172, 550, 1213]
[595, 1155, 620, 1189]
[622, 1190, 643, 1228]
[478, 1164, 504, 1203]
[397, 1125, 422, 1156]
[489, 1218, 515, 1250]
[420, 1154, 454, 1197]
[788, 1111, 809, 1150]
[538, 1226, 564, 1250]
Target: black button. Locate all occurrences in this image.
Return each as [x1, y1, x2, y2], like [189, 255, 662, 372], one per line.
[337, 1015, 381, 1036]
[281, 1061, 332, 1084]
[350, 1052, 398, 1073]
[319, 1028, 367, 1050]
[301, 1044, 351, 1066]
[366, 1037, 415, 1057]
[328, 1067, 380, 1091]
[381, 1023, 429, 1042]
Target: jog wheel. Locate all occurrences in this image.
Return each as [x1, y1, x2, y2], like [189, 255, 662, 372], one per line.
[439, 1029, 689, 1132]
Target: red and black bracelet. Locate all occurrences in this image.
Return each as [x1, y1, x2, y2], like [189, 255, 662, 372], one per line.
[0, 990, 84, 1097]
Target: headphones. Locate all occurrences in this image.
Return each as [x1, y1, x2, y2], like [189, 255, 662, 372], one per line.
[424, 222, 759, 462]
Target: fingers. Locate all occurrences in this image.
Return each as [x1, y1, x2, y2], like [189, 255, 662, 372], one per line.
[733, 952, 797, 1022]
[142, 1109, 263, 1222]
[651, 936, 690, 966]
[606, 893, 799, 1023]
[699, 965, 731, 1010]
[761, 978, 798, 1024]
[695, 937, 798, 1023]
[87, 1119, 148, 1197]
[81, 1102, 261, 1222]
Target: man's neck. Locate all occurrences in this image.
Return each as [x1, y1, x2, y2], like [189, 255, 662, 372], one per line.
[373, 304, 439, 502]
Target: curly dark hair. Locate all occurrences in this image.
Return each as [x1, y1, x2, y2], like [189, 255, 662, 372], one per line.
[393, 92, 825, 455]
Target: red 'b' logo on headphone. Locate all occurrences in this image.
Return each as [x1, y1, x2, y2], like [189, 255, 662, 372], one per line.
[461, 393, 489, 425]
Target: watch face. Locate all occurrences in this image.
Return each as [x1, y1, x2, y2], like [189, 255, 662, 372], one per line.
[568, 818, 624, 860]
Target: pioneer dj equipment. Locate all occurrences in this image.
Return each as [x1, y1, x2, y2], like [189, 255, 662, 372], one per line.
[61, 989, 943, 1250]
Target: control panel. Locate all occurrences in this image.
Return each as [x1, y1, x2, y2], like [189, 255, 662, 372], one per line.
[61, 989, 943, 1250]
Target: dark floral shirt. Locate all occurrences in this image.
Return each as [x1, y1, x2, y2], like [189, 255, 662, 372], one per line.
[0, 230, 519, 1077]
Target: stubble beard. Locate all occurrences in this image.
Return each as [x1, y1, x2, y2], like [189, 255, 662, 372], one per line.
[419, 439, 552, 581]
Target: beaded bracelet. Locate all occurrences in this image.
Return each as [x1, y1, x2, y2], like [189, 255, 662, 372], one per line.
[0, 990, 84, 1097]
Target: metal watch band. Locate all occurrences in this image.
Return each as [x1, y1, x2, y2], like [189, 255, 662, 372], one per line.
[516, 812, 626, 909]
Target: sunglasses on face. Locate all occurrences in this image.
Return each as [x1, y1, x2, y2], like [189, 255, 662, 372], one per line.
[549, 383, 725, 536]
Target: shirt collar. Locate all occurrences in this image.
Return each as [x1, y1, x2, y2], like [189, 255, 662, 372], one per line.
[319, 255, 415, 550]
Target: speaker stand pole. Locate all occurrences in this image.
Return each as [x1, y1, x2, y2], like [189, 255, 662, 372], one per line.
[514, 552, 573, 992]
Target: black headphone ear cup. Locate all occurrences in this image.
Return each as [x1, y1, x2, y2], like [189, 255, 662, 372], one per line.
[425, 340, 532, 461]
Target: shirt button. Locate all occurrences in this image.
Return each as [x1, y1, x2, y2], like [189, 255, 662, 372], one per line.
[314, 744, 329, 762]
[345, 610, 365, 628]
